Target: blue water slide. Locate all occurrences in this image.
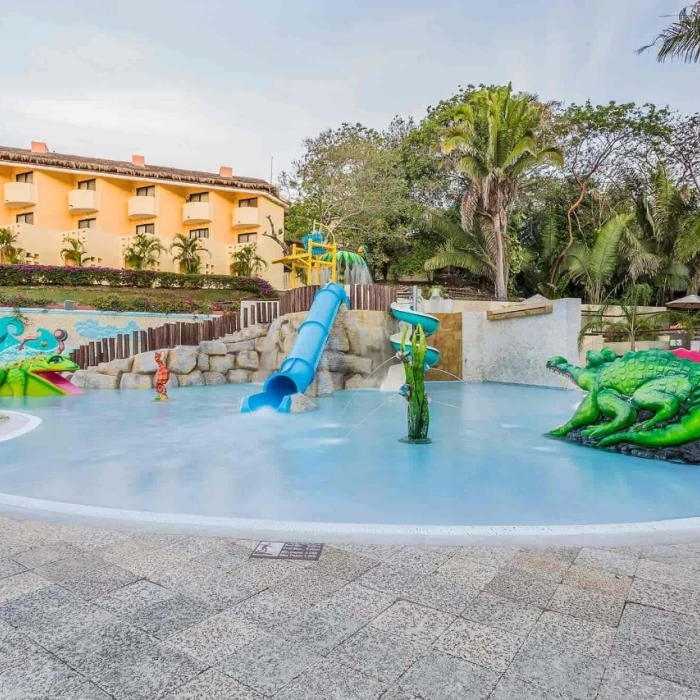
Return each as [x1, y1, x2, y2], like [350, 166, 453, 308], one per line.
[241, 282, 350, 413]
[389, 302, 441, 367]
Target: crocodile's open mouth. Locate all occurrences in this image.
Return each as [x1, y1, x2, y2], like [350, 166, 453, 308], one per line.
[30, 370, 83, 395]
[547, 365, 576, 384]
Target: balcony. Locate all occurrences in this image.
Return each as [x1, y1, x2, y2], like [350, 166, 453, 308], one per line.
[4, 182, 37, 208]
[128, 195, 157, 219]
[232, 207, 260, 228]
[182, 201, 212, 224]
[68, 189, 99, 214]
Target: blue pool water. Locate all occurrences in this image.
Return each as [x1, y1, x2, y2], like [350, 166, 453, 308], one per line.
[2, 382, 700, 526]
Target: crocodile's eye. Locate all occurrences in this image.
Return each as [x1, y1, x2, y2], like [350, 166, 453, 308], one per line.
[47, 355, 62, 365]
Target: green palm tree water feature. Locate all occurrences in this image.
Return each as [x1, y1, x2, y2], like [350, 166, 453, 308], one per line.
[547, 348, 700, 463]
[397, 324, 431, 444]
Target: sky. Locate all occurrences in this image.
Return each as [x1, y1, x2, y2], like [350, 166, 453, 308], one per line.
[0, 1, 696, 183]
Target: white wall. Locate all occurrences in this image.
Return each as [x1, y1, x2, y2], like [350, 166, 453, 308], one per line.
[462, 298, 581, 389]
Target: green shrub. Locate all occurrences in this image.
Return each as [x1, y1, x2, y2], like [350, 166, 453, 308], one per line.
[92, 295, 219, 315]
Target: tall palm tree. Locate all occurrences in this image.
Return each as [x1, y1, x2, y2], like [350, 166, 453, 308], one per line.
[230, 244, 268, 277]
[441, 84, 563, 299]
[639, 3, 700, 63]
[123, 233, 166, 270]
[0, 228, 20, 264]
[170, 233, 210, 274]
[60, 237, 94, 267]
[564, 213, 633, 304]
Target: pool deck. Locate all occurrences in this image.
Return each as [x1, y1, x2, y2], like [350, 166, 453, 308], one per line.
[0, 516, 699, 699]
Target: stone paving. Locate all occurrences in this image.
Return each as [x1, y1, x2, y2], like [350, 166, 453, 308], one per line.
[0, 517, 699, 699]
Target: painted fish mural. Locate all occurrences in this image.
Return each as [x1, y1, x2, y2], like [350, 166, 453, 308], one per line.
[0, 317, 69, 363]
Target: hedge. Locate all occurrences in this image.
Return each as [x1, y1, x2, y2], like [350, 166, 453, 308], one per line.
[0, 264, 275, 297]
[92, 295, 228, 315]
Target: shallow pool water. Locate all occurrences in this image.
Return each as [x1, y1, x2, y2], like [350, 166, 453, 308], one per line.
[1, 382, 700, 526]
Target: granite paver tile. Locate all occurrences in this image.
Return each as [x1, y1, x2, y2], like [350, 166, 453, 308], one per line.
[271, 569, 348, 605]
[510, 551, 571, 583]
[193, 546, 250, 573]
[617, 601, 700, 641]
[95, 641, 205, 700]
[61, 681, 114, 699]
[162, 536, 231, 559]
[490, 673, 573, 699]
[308, 546, 377, 580]
[217, 634, 321, 696]
[0, 571, 51, 603]
[230, 589, 307, 631]
[273, 607, 363, 654]
[234, 558, 306, 587]
[93, 579, 174, 614]
[433, 617, 524, 672]
[126, 594, 214, 639]
[509, 633, 606, 699]
[331, 543, 404, 561]
[162, 668, 264, 699]
[10, 542, 79, 569]
[377, 689, 421, 700]
[0, 558, 25, 580]
[59, 527, 134, 552]
[636, 558, 700, 594]
[33, 553, 108, 582]
[435, 557, 501, 592]
[0, 652, 86, 700]
[0, 619, 47, 673]
[312, 581, 397, 622]
[0, 584, 80, 627]
[402, 571, 477, 614]
[562, 564, 633, 597]
[328, 626, 425, 683]
[628, 577, 700, 617]
[598, 667, 700, 700]
[385, 546, 455, 574]
[573, 548, 638, 576]
[59, 563, 139, 600]
[548, 585, 625, 628]
[274, 658, 385, 700]
[369, 600, 454, 645]
[105, 548, 190, 578]
[398, 648, 500, 700]
[461, 592, 542, 635]
[528, 610, 615, 660]
[484, 567, 558, 607]
[167, 608, 267, 663]
[356, 563, 427, 596]
[448, 546, 520, 568]
[641, 545, 700, 570]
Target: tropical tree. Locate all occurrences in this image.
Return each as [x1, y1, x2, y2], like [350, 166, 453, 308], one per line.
[60, 236, 94, 267]
[123, 233, 166, 270]
[230, 244, 268, 277]
[170, 233, 210, 274]
[0, 228, 20, 264]
[564, 213, 634, 304]
[441, 84, 563, 299]
[639, 3, 700, 63]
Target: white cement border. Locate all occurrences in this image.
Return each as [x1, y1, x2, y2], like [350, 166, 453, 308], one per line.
[0, 412, 42, 443]
[1, 489, 700, 547]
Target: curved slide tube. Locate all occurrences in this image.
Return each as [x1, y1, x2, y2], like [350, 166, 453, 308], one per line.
[389, 302, 440, 366]
[241, 283, 350, 413]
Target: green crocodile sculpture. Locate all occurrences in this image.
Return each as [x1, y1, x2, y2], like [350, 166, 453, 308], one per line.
[0, 355, 82, 397]
[547, 348, 700, 450]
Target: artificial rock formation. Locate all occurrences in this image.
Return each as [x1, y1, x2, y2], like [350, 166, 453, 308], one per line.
[70, 310, 395, 397]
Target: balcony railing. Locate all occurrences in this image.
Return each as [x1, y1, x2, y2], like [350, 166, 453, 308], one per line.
[68, 189, 99, 214]
[4, 182, 37, 208]
[182, 201, 212, 224]
[128, 195, 157, 219]
[232, 207, 260, 228]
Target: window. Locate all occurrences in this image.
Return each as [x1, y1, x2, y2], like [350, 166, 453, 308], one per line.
[78, 218, 96, 229]
[135, 223, 155, 235]
[238, 197, 258, 208]
[237, 233, 257, 244]
[189, 228, 209, 239]
[16, 213, 34, 224]
[187, 192, 209, 203]
[15, 172, 33, 183]
[136, 185, 155, 197]
[77, 179, 96, 191]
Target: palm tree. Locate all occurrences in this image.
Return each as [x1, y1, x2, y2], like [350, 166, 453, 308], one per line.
[441, 84, 563, 299]
[170, 233, 210, 274]
[639, 3, 700, 63]
[0, 228, 20, 264]
[123, 233, 166, 270]
[230, 244, 268, 277]
[61, 236, 94, 267]
[564, 213, 633, 304]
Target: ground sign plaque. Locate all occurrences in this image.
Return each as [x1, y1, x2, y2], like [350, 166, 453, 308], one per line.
[250, 541, 324, 561]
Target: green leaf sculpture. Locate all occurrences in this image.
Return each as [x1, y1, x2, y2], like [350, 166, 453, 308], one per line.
[399, 323, 431, 443]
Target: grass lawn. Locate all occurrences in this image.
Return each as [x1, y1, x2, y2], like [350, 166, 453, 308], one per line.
[0, 286, 261, 312]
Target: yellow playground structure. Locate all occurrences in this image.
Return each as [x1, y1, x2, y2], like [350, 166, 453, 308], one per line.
[272, 226, 337, 289]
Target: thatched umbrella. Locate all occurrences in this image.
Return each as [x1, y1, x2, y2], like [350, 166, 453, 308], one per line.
[666, 295, 700, 309]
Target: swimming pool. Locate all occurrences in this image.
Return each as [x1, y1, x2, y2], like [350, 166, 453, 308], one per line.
[2, 382, 700, 532]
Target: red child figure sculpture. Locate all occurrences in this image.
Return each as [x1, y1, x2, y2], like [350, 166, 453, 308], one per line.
[154, 351, 170, 401]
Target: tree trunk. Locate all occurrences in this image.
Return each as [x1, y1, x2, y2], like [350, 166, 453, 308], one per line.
[492, 212, 508, 301]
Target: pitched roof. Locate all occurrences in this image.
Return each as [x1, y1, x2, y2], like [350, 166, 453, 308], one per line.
[0, 145, 281, 199]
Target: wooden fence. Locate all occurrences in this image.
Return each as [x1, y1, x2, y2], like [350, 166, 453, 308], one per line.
[70, 284, 398, 369]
